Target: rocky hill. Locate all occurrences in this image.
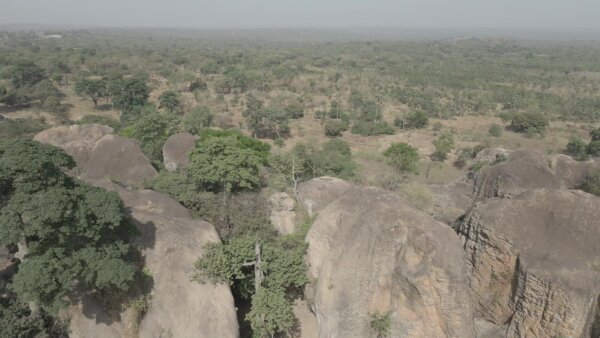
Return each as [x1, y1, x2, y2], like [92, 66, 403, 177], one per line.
[8, 125, 597, 338]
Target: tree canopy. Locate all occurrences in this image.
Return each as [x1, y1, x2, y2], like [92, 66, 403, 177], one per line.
[188, 132, 267, 193]
[383, 142, 420, 175]
[0, 140, 137, 313]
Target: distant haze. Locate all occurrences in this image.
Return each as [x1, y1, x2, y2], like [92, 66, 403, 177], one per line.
[2, 0, 600, 31]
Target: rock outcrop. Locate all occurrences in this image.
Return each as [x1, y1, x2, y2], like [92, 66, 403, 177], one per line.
[549, 154, 600, 189]
[162, 133, 196, 172]
[34, 125, 157, 186]
[82, 135, 157, 186]
[474, 147, 511, 163]
[457, 189, 600, 338]
[299, 177, 475, 338]
[68, 179, 239, 338]
[268, 192, 296, 235]
[34, 125, 238, 338]
[33, 124, 113, 167]
[474, 150, 562, 199]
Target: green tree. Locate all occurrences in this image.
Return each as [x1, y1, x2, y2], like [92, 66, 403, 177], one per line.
[509, 112, 548, 136]
[579, 171, 600, 197]
[0, 140, 137, 314]
[183, 106, 214, 134]
[196, 233, 307, 338]
[0, 298, 67, 338]
[243, 95, 289, 140]
[188, 135, 265, 193]
[566, 136, 589, 161]
[284, 102, 304, 119]
[488, 124, 503, 137]
[247, 287, 295, 338]
[74, 77, 108, 108]
[158, 90, 181, 114]
[431, 133, 455, 162]
[121, 111, 179, 163]
[9, 61, 46, 88]
[110, 77, 149, 120]
[323, 119, 348, 137]
[404, 110, 429, 129]
[370, 312, 391, 338]
[383, 143, 420, 175]
[588, 129, 600, 157]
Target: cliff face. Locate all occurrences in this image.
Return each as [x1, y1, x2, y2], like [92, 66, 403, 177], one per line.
[299, 177, 475, 338]
[457, 189, 600, 338]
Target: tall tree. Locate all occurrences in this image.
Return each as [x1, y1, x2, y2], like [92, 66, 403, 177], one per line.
[109, 77, 149, 120]
[0, 140, 137, 313]
[158, 90, 181, 114]
[75, 78, 108, 108]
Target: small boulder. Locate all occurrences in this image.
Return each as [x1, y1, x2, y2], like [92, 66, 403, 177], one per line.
[162, 133, 196, 172]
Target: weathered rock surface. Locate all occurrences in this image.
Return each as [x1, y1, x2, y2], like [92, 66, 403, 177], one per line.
[34, 125, 237, 337]
[474, 147, 512, 163]
[474, 150, 561, 199]
[82, 135, 157, 186]
[162, 133, 196, 172]
[69, 179, 239, 338]
[268, 192, 296, 235]
[33, 124, 114, 167]
[35, 125, 157, 186]
[297, 176, 353, 217]
[457, 189, 600, 338]
[299, 177, 475, 338]
[549, 154, 600, 189]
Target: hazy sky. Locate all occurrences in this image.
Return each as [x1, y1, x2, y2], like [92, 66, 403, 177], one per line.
[1, 0, 600, 29]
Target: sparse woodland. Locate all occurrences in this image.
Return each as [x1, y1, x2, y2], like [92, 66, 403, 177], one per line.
[1, 29, 600, 337]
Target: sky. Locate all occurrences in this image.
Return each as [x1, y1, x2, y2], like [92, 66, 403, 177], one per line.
[1, 0, 600, 29]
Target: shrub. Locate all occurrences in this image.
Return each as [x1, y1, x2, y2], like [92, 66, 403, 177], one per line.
[323, 119, 348, 137]
[284, 102, 304, 119]
[579, 171, 600, 197]
[509, 112, 548, 135]
[183, 106, 213, 134]
[322, 139, 352, 156]
[588, 141, 600, 157]
[351, 121, 395, 136]
[565, 136, 589, 161]
[370, 312, 391, 338]
[488, 124, 503, 137]
[404, 110, 428, 129]
[431, 133, 455, 162]
[198, 129, 271, 163]
[454, 148, 475, 169]
[383, 142, 420, 175]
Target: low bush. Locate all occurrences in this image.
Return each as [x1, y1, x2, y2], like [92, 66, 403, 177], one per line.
[509, 112, 548, 135]
[323, 119, 348, 137]
[351, 121, 395, 136]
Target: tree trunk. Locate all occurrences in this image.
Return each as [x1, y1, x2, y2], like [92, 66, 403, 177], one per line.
[254, 243, 263, 292]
